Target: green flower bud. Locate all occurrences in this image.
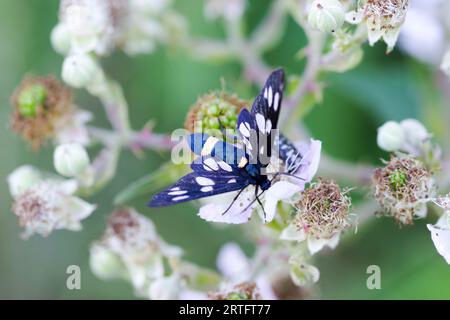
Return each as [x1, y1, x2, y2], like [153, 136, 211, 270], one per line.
[184, 92, 247, 140]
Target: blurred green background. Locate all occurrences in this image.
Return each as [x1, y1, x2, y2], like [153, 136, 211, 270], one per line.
[0, 0, 449, 299]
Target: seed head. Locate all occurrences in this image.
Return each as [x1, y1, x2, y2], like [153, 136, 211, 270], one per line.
[10, 76, 72, 149]
[293, 178, 352, 239]
[372, 155, 435, 225]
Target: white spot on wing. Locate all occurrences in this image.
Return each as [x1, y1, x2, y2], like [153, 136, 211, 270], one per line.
[268, 86, 273, 107]
[204, 157, 219, 171]
[227, 178, 237, 184]
[195, 177, 215, 186]
[168, 190, 187, 195]
[266, 120, 272, 133]
[264, 87, 268, 99]
[218, 161, 233, 172]
[170, 187, 180, 191]
[239, 123, 250, 137]
[172, 195, 189, 201]
[201, 186, 213, 192]
[273, 92, 280, 111]
[256, 113, 266, 133]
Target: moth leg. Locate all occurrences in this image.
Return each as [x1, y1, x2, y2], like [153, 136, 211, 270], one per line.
[221, 187, 247, 216]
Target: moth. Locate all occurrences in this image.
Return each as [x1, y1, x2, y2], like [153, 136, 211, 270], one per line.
[149, 69, 304, 215]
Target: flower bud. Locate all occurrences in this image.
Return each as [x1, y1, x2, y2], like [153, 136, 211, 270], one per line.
[440, 49, 450, 77]
[54, 143, 90, 177]
[89, 244, 127, 280]
[51, 23, 71, 55]
[308, 0, 345, 34]
[377, 121, 405, 152]
[184, 92, 246, 141]
[7, 165, 41, 198]
[400, 119, 429, 151]
[62, 53, 101, 88]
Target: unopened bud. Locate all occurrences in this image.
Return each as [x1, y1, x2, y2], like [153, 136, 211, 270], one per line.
[7, 165, 41, 198]
[62, 53, 100, 88]
[308, 0, 345, 34]
[377, 121, 405, 152]
[54, 143, 90, 177]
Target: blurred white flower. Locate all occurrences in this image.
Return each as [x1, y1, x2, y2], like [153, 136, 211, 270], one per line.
[427, 212, 450, 264]
[56, 110, 93, 146]
[346, 0, 410, 52]
[441, 49, 450, 77]
[7, 165, 41, 198]
[398, 0, 446, 64]
[90, 208, 183, 297]
[62, 53, 102, 88]
[308, 0, 345, 34]
[51, 23, 72, 55]
[55, 0, 175, 57]
[149, 274, 183, 300]
[377, 119, 430, 156]
[377, 121, 405, 152]
[204, 0, 246, 22]
[90, 243, 128, 280]
[217, 243, 277, 299]
[54, 143, 90, 178]
[11, 179, 95, 238]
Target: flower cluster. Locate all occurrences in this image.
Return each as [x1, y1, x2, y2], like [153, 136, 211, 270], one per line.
[89, 208, 184, 298]
[53, 0, 179, 57]
[8, 166, 95, 238]
[346, 0, 409, 52]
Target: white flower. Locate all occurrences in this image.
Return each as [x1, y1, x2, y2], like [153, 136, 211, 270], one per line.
[62, 53, 102, 88]
[7, 165, 41, 198]
[11, 179, 95, 238]
[60, 0, 118, 55]
[281, 221, 341, 255]
[51, 23, 71, 55]
[54, 143, 90, 178]
[289, 139, 322, 190]
[398, 0, 446, 64]
[148, 274, 183, 300]
[120, 0, 171, 56]
[204, 0, 246, 22]
[216, 243, 277, 299]
[377, 121, 405, 152]
[400, 119, 430, 154]
[89, 244, 127, 280]
[308, 0, 345, 34]
[55, 110, 93, 146]
[347, 0, 410, 52]
[427, 212, 450, 264]
[441, 49, 450, 77]
[91, 208, 183, 296]
[376, 119, 430, 155]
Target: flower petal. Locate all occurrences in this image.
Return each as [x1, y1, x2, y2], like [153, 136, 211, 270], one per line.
[217, 243, 250, 281]
[292, 139, 322, 188]
[345, 10, 363, 24]
[263, 181, 302, 223]
[383, 27, 401, 53]
[280, 223, 306, 241]
[427, 223, 450, 264]
[307, 237, 328, 255]
[198, 202, 253, 224]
